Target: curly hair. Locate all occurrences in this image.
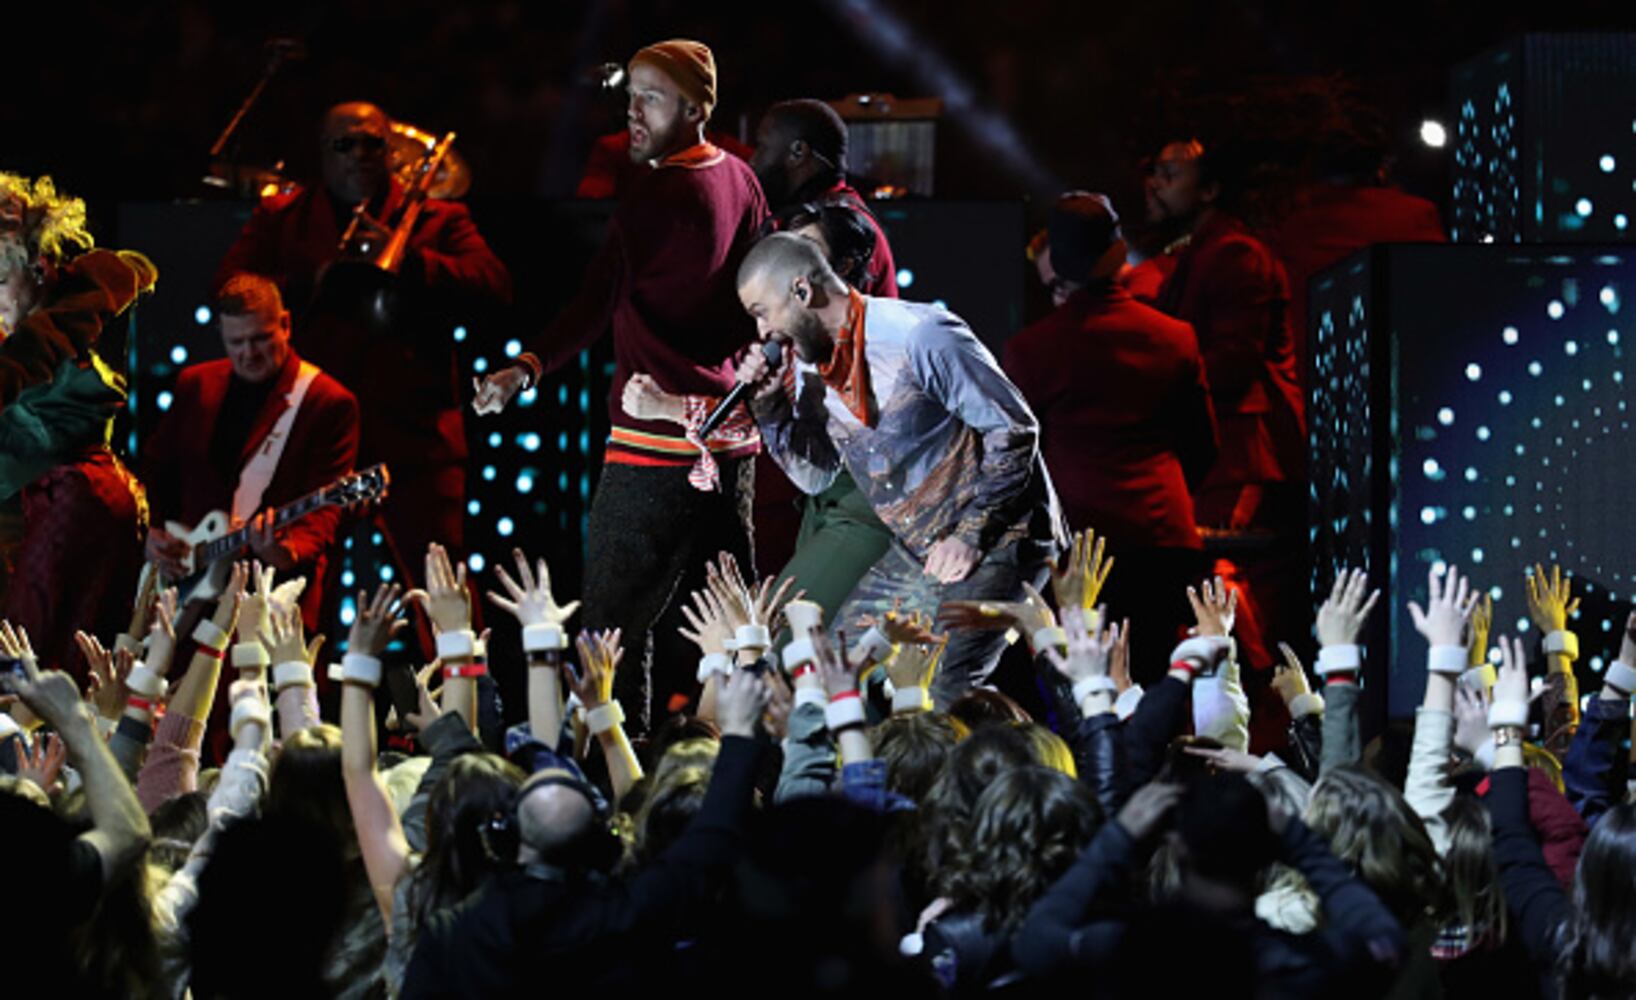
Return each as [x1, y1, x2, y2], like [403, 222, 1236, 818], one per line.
[943, 765, 1100, 932]
[0, 173, 94, 271]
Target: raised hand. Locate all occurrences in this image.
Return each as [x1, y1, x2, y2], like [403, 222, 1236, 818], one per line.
[0, 652, 89, 739]
[1525, 563, 1580, 634]
[678, 586, 734, 656]
[863, 600, 942, 646]
[1465, 593, 1494, 666]
[348, 582, 408, 658]
[238, 561, 278, 646]
[1109, 617, 1133, 694]
[938, 581, 1057, 637]
[1116, 781, 1183, 841]
[715, 666, 772, 739]
[0, 619, 37, 671]
[885, 634, 948, 694]
[1270, 642, 1313, 708]
[402, 662, 443, 732]
[261, 604, 325, 665]
[1407, 564, 1474, 648]
[568, 630, 623, 709]
[208, 561, 251, 637]
[77, 632, 131, 720]
[1182, 743, 1264, 774]
[1187, 575, 1239, 638]
[705, 552, 757, 628]
[1493, 634, 1529, 708]
[147, 588, 179, 675]
[488, 547, 580, 627]
[1452, 682, 1491, 757]
[1316, 567, 1381, 646]
[471, 366, 530, 415]
[1049, 528, 1115, 613]
[13, 732, 66, 794]
[405, 543, 471, 635]
[1043, 607, 1120, 686]
[813, 628, 860, 700]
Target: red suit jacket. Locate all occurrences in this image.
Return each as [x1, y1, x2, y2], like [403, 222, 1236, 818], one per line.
[1004, 284, 1217, 550]
[214, 181, 511, 470]
[1157, 212, 1305, 495]
[143, 352, 360, 627]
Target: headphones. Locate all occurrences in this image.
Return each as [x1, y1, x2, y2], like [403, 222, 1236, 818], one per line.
[480, 767, 624, 873]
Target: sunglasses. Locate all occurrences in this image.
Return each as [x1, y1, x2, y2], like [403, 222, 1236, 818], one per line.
[329, 135, 386, 155]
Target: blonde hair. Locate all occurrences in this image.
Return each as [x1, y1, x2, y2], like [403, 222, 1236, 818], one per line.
[0, 173, 94, 271]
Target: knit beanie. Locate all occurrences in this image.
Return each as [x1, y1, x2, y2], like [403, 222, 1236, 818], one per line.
[630, 39, 717, 119]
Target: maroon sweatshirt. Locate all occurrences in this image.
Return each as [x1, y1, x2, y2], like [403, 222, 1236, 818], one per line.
[522, 142, 768, 465]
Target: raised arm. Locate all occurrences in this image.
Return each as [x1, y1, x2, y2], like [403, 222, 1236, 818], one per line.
[1527, 563, 1582, 755]
[486, 547, 580, 749]
[339, 581, 413, 922]
[1313, 568, 1381, 774]
[564, 629, 643, 804]
[408, 543, 479, 737]
[1404, 563, 1477, 853]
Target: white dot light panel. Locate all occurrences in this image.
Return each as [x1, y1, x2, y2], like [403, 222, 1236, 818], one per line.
[1451, 33, 1636, 244]
[1312, 245, 1636, 719]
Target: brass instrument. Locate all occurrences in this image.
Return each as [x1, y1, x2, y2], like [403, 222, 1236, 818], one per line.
[336, 129, 458, 273]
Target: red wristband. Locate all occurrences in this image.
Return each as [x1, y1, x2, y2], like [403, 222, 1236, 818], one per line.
[126, 694, 156, 713]
[791, 664, 817, 682]
[1324, 671, 1359, 687]
[197, 644, 226, 661]
[829, 688, 861, 703]
[443, 662, 489, 680]
[1169, 659, 1198, 677]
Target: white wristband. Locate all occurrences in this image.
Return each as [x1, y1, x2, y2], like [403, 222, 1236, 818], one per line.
[1604, 659, 1636, 696]
[1543, 630, 1580, 660]
[1072, 675, 1118, 706]
[697, 652, 733, 683]
[586, 701, 625, 735]
[1427, 645, 1467, 676]
[1031, 626, 1068, 654]
[783, 637, 817, 672]
[784, 600, 824, 635]
[1171, 636, 1231, 673]
[855, 627, 895, 664]
[114, 633, 144, 657]
[435, 629, 476, 660]
[1315, 644, 1361, 675]
[892, 686, 931, 713]
[0, 713, 21, 741]
[232, 642, 270, 669]
[192, 619, 228, 651]
[1473, 737, 1497, 771]
[126, 663, 166, 699]
[341, 652, 383, 687]
[1288, 692, 1325, 719]
[522, 623, 566, 653]
[272, 660, 315, 692]
[734, 624, 771, 651]
[1114, 685, 1144, 720]
[825, 695, 867, 732]
[794, 686, 828, 711]
[229, 697, 272, 742]
[1488, 700, 1529, 729]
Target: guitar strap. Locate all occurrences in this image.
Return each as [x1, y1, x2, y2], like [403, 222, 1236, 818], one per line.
[232, 361, 320, 524]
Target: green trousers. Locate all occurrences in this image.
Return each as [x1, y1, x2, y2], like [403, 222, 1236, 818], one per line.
[775, 470, 894, 628]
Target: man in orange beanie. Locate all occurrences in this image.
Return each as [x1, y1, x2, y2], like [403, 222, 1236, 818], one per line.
[474, 39, 769, 731]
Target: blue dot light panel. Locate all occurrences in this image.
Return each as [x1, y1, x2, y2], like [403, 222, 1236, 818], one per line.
[1311, 244, 1636, 720]
[1450, 33, 1636, 244]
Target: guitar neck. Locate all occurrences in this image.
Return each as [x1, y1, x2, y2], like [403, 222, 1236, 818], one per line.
[197, 488, 331, 565]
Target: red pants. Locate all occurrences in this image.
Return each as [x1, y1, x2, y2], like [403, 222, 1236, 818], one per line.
[0, 449, 146, 682]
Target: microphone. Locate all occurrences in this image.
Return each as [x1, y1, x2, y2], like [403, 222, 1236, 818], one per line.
[699, 341, 783, 439]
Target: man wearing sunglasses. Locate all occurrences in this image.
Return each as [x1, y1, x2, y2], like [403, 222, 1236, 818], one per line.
[215, 102, 512, 638]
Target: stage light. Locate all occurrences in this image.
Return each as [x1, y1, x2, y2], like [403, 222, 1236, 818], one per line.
[1610, 329, 1621, 345]
[1601, 286, 1619, 309]
[379, 566, 394, 581]
[487, 432, 502, 448]
[1502, 325, 1519, 344]
[1437, 407, 1455, 425]
[505, 339, 522, 358]
[897, 268, 914, 288]
[519, 432, 541, 452]
[482, 465, 496, 482]
[1576, 198, 1594, 217]
[519, 388, 537, 407]
[1547, 300, 1565, 319]
[453, 325, 467, 342]
[1465, 363, 1482, 381]
[1566, 340, 1579, 355]
[1617, 214, 1629, 231]
[1420, 120, 1447, 148]
[467, 499, 481, 515]
[469, 553, 486, 572]
[473, 357, 489, 373]
[1477, 425, 1492, 440]
[194, 305, 211, 325]
[1602, 155, 1618, 173]
[1529, 360, 1544, 375]
[1422, 458, 1442, 478]
[157, 391, 173, 411]
[497, 517, 515, 537]
[171, 346, 188, 364]
[516, 472, 534, 494]
[1420, 507, 1438, 524]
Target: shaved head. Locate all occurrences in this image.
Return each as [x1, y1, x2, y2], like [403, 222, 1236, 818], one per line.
[516, 777, 596, 864]
[323, 101, 390, 135]
[736, 231, 844, 298]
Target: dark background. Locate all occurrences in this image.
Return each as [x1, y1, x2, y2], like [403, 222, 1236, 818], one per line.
[6, 0, 1636, 235]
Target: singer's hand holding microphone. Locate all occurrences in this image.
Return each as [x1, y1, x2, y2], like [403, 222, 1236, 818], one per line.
[698, 340, 785, 437]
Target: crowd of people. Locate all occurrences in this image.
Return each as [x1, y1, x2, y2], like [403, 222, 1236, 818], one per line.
[4, 29, 1623, 1000]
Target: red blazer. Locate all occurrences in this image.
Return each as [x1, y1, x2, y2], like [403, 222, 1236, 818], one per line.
[214, 181, 511, 468]
[143, 353, 360, 626]
[1157, 212, 1305, 490]
[1005, 285, 1217, 550]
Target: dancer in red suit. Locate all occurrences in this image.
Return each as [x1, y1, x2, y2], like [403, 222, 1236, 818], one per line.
[0, 173, 155, 677]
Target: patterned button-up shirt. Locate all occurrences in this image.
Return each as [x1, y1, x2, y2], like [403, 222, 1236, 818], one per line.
[754, 295, 1064, 560]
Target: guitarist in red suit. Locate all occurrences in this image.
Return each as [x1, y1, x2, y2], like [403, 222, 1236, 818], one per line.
[214, 101, 511, 590]
[143, 274, 360, 631]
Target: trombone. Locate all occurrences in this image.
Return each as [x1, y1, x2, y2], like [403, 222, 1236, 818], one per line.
[335, 130, 457, 273]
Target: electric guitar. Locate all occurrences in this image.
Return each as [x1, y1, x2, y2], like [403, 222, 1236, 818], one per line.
[139, 463, 390, 606]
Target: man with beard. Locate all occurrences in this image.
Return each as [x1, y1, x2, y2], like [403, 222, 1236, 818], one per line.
[473, 40, 767, 729]
[736, 233, 1064, 706]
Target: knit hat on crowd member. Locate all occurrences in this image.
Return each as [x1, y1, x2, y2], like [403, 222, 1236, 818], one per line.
[630, 39, 718, 120]
[1048, 191, 1127, 283]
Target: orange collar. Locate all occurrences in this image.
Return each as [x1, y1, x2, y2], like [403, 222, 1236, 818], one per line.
[818, 289, 873, 426]
[658, 141, 725, 170]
